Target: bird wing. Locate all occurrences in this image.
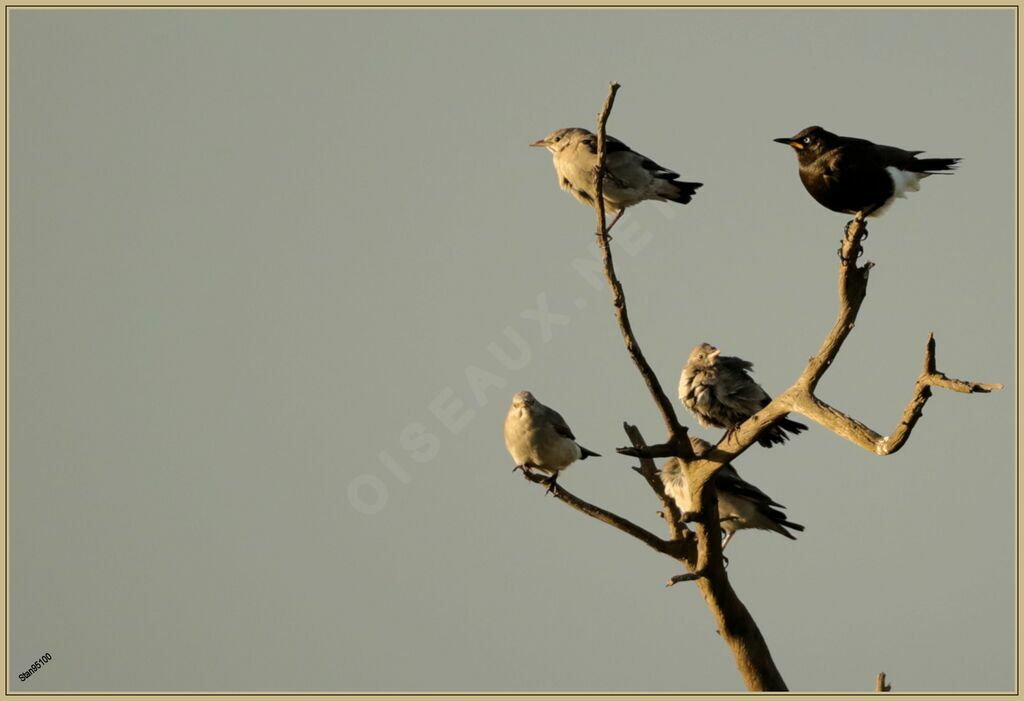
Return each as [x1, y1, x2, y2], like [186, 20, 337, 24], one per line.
[578, 133, 632, 155]
[715, 464, 786, 508]
[540, 405, 577, 441]
[638, 156, 680, 180]
[717, 355, 754, 372]
[713, 363, 772, 416]
[608, 147, 680, 181]
[579, 134, 680, 181]
[820, 143, 892, 182]
[839, 135, 923, 166]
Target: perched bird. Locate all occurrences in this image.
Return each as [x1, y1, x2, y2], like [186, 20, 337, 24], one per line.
[661, 458, 804, 549]
[774, 126, 959, 217]
[530, 127, 701, 230]
[678, 343, 808, 448]
[503, 390, 599, 492]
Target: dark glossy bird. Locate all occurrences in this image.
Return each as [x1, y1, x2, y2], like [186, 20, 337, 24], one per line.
[678, 343, 808, 448]
[661, 458, 804, 549]
[774, 126, 959, 216]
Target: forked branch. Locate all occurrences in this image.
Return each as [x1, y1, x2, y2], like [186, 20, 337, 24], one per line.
[705, 214, 1000, 461]
[792, 332, 1002, 455]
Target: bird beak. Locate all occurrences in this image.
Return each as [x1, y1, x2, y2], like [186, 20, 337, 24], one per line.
[774, 137, 802, 150]
[529, 139, 547, 148]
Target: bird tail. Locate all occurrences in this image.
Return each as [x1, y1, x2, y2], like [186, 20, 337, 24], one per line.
[659, 180, 703, 205]
[908, 157, 960, 174]
[578, 445, 601, 459]
[756, 416, 809, 448]
[783, 520, 805, 533]
[775, 521, 803, 540]
[762, 505, 805, 539]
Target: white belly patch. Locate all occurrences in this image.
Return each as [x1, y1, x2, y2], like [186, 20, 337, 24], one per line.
[872, 166, 927, 216]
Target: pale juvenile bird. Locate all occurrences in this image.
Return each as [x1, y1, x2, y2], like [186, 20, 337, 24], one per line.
[661, 458, 804, 549]
[530, 127, 701, 230]
[503, 390, 600, 493]
[679, 343, 808, 448]
[774, 126, 959, 217]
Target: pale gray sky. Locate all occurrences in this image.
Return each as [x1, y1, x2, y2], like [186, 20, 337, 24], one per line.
[8, 8, 1015, 693]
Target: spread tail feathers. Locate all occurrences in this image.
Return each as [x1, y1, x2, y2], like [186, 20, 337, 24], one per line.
[908, 157, 960, 174]
[660, 180, 702, 205]
[776, 519, 805, 540]
[756, 416, 809, 448]
[579, 445, 601, 459]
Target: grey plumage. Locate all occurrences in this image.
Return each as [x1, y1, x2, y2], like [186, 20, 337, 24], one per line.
[504, 391, 599, 489]
[661, 458, 804, 549]
[530, 127, 701, 228]
[678, 342, 808, 448]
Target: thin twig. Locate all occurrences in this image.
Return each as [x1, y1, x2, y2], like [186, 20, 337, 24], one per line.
[593, 82, 692, 456]
[515, 467, 670, 555]
[667, 569, 707, 587]
[624, 423, 689, 542]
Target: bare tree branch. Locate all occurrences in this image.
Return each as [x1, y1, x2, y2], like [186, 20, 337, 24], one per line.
[703, 216, 1001, 461]
[515, 467, 671, 555]
[592, 82, 787, 692]
[667, 570, 706, 586]
[791, 332, 1002, 455]
[623, 422, 687, 540]
[799, 214, 874, 392]
[593, 81, 693, 458]
[514, 82, 1000, 693]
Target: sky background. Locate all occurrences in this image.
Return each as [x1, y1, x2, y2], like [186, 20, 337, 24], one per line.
[7, 8, 1016, 693]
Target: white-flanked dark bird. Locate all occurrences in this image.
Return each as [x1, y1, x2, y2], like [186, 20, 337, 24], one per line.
[661, 458, 804, 549]
[678, 343, 808, 448]
[504, 390, 599, 493]
[530, 127, 701, 230]
[774, 126, 959, 217]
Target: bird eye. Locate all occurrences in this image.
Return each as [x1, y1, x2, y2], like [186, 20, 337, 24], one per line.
[802, 136, 811, 144]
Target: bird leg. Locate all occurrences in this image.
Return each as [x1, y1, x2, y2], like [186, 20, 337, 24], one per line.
[543, 472, 560, 496]
[847, 212, 869, 239]
[837, 242, 864, 265]
[514, 463, 540, 477]
[606, 209, 625, 232]
[597, 209, 625, 238]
